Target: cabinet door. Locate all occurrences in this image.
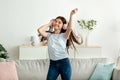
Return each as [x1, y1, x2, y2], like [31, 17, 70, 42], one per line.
[68, 46, 102, 58]
[19, 46, 47, 60]
[75, 47, 102, 58]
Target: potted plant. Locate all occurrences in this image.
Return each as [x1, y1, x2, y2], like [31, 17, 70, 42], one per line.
[0, 44, 9, 59]
[77, 19, 97, 30]
[77, 19, 97, 46]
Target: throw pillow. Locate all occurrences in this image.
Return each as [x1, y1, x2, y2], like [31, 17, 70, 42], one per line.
[89, 63, 115, 80]
[0, 62, 18, 80]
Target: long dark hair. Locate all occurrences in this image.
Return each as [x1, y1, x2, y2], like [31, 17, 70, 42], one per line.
[39, 16, 83, 52]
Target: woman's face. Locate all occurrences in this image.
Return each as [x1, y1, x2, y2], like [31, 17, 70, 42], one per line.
[52, 18, 63, 31]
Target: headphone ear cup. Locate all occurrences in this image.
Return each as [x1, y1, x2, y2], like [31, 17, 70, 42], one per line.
[63, 24, 67, 30]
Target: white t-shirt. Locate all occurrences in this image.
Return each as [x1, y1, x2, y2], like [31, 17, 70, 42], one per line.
[47, 33, 68, 60]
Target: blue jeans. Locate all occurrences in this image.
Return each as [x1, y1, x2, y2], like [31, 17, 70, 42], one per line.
[46, 58, 72, 80]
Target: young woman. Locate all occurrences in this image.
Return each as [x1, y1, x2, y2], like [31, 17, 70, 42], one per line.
[38, 8, 82, 80]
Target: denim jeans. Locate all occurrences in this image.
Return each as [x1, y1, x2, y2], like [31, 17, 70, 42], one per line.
[46, 58, 72, 80]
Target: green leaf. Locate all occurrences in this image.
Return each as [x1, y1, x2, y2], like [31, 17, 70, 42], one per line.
[77, 19, 97, 31]
[0, 44, 7, 52]
[0, 44, 9, 59]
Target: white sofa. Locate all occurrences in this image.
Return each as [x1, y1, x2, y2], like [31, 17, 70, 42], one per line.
[0, 58, 120, 80]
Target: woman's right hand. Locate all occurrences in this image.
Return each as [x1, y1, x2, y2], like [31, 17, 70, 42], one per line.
[49, 19, 55, 26]
[38, 19, 55, 37]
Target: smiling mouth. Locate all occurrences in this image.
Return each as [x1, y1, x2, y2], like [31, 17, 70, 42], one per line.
[54, 25, 59, 28]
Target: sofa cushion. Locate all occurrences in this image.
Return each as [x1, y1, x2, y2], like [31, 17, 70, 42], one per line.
[89, 63, 114, 80]
[0, 62, 18, 80]
[15, 59, 49, 80]
[70, 58, 107, 80]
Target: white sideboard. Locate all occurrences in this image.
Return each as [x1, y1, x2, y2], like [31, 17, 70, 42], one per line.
[19, 46, 102, 60]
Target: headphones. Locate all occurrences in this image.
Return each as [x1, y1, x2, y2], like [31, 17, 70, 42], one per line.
[63, 24, 68, 30]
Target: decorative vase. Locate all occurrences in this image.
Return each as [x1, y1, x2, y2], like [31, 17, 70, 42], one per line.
[30, 34, 39, 46]
[78, 29, 90, 47]
[84, 31, 90, 47]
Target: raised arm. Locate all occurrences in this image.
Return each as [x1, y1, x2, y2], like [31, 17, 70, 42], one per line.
[37, 19, 54, 37]
[65, 8, 78, 39]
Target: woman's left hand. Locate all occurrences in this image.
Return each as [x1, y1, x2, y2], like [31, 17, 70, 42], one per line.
[70, 8, 78, 16]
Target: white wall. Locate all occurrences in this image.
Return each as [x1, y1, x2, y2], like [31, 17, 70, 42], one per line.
[0, 0, 120, 60]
